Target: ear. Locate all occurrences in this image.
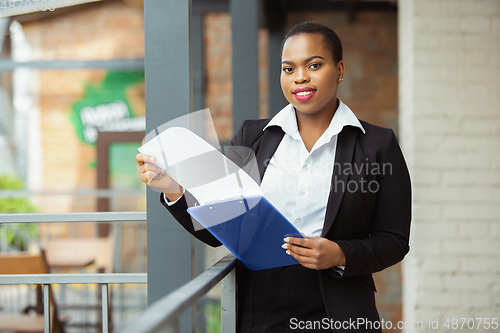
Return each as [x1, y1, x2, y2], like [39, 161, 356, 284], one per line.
[337, 60, 345, 81]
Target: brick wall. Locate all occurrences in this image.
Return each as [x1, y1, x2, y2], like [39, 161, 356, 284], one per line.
[20, 1, 145, 241]
[286, 11, 399, 132]
[22, 1, 144, 217]
[399, 0, 500, 331]
[203, 12, 233, 141]
[203, 12, 269, 141]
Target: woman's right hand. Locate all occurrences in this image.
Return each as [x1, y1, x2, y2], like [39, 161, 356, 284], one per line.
[135, 153, 184, 202]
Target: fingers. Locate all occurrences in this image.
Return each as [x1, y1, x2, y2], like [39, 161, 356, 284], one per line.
[282, 237, 312, 261]
[139, 161, 164, 176]
[135, 153, 156, 166]
[136, 153, 182, 193]
[137, 154, 165, 186]
[140, 170, 162, 186]
[138, 163, 164, 186]
[282, 237, 337, 270]
[284, 236, 313, 248]
[284, 246, 319, 268]
[282, 240, 311, 255]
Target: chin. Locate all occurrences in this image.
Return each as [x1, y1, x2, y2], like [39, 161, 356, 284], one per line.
[293, 105, 318, 115]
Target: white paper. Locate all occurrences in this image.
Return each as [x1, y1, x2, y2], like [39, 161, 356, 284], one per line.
[138, 127, 262, 205]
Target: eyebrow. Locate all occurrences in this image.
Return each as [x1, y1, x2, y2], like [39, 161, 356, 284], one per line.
[281, 55, 326, 65]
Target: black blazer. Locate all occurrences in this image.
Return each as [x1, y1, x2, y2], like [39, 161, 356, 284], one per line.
[161, 118, 412, 331]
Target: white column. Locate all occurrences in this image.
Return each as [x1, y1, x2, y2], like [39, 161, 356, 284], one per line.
[399, 0, 500, 331]
[0, 18, 14, 174]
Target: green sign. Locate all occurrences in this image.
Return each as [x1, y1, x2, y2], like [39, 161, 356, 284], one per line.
[69, 71, 146, 193]
[70, 71, 145, 145]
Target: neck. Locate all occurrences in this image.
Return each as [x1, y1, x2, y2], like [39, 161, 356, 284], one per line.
[295, 99, 339, 152]
[296, 98, 339, 134]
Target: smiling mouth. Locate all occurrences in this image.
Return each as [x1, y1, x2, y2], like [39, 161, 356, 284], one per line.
[295, 91, 315, 96]
[293, 89, 316, 101]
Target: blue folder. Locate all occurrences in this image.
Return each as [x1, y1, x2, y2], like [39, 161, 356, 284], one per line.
[187, 195, 304, 271]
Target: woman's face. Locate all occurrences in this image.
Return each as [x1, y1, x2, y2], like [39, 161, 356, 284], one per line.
[280, 33, 344, 118]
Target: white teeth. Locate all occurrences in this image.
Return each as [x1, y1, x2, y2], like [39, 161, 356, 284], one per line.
[296, 91, 314, 96]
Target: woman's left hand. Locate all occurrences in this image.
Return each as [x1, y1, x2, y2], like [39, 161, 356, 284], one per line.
[282, 236, 346, 270]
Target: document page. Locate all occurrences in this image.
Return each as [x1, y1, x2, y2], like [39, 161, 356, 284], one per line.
[138, 127, 262, 205]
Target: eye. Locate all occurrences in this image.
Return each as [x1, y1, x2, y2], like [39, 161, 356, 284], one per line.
[282, 67, 293, 73]
[309, 63, 321, 70]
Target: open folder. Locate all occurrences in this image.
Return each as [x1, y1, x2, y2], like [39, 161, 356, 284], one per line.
[188, 195, 303, 270]
[138, 126, 304, 271]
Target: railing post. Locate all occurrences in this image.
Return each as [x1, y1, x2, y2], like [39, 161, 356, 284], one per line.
[43, 284, 50, 333]
[102, 283, 109, 333]
[221, 267, 236, 332]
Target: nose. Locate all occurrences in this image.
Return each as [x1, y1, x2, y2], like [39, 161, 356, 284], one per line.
[293, 68, 310, 84]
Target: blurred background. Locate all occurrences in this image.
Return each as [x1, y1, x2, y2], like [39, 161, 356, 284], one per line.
[0, 0, 499, 332]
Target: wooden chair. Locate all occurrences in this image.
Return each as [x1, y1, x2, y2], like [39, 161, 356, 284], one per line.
[0, 250, 66, 333]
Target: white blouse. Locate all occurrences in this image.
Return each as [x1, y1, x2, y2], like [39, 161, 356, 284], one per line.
[261, 100, 365, 237]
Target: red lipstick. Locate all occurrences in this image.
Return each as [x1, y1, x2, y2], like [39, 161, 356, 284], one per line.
[293, 87, 316, 102]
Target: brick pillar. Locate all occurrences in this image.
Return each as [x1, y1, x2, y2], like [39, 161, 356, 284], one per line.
[399, 0, 500, 331]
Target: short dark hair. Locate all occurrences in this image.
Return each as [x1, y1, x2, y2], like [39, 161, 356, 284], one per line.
[280, 21, 343, 64]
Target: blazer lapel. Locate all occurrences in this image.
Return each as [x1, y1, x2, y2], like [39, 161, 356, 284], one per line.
[321, 126, 359, 237]
[254, 126, 285, 181]
[250, 123, 358, 237]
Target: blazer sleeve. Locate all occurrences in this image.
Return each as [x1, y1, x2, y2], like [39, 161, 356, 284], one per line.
[160, 191, 222, 247]
[158, 120, 252, 248]
[334, 129, 412, 278]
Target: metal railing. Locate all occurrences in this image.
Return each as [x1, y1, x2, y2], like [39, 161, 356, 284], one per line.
[0, 273, 147, 333]
[0, 212, 148, 333]
[0, 212, 147, 223]
[0, 212, 147, 269]
[120, 254, 237, 333]
[1, 212, 238, 333]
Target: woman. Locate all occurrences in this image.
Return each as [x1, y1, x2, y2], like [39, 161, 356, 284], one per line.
[136, 21, 411, 332]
